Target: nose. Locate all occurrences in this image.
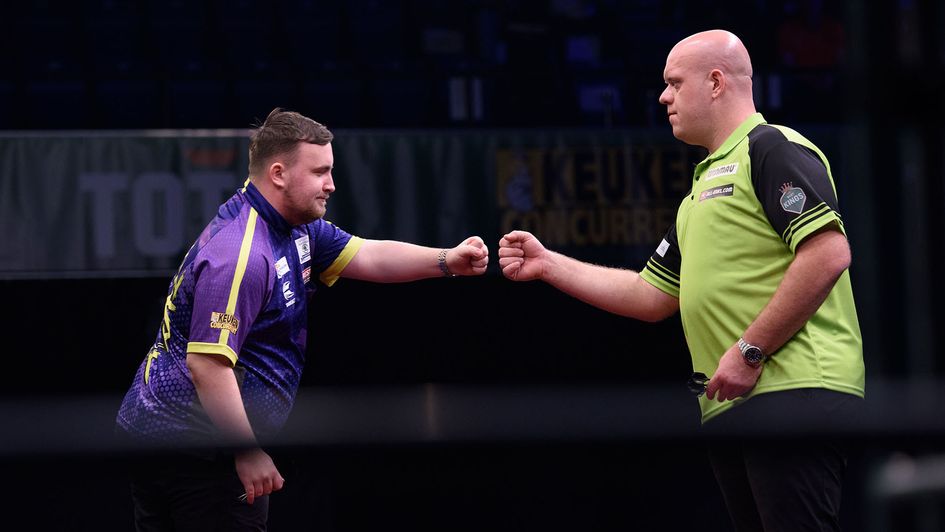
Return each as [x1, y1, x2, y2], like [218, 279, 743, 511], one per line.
[659, 86, 671, 105]
[324, 173, 335, 193]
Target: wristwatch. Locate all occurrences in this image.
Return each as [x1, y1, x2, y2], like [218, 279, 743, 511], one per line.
[737, 338, 766, 368]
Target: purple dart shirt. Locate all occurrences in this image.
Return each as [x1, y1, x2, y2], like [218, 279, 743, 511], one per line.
[117, 182, 362, 445]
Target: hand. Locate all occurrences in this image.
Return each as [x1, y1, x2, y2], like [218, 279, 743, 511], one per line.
[447, 236, 489, 275]
[704, 345, 763, 402]
[498, 230, 547, 281]
[234, 448, 285, 505]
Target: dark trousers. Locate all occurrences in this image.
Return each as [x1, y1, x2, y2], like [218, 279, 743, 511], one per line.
[704, 388, 862, 532]
[128, 451, 269, 532]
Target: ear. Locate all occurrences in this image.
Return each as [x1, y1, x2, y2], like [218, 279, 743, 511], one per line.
[268, 162, 287, 190]
[708, 69, 725, 98]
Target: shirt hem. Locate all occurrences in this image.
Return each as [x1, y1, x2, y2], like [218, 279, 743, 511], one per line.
[700, 379, 865, 423]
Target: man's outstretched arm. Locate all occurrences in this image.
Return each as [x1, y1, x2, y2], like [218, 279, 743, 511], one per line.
[498, 230, 678, 322]
[340, 236, 489, 282]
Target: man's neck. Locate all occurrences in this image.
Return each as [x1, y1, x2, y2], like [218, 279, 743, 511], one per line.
[707, 107, 756, 153]
[250, 179, 295, 226]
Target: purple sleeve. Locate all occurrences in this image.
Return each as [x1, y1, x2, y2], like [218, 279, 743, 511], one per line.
[187, 214, 273, 364]
[307, 219, 353, 271]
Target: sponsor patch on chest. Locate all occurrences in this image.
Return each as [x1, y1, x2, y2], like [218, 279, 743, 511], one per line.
[703, 162, 738, 181]
[275, 256, 289, 278]
[282, 280, 295, 307]
[699, 184, 734, 202]
[295, 235, 311, 264]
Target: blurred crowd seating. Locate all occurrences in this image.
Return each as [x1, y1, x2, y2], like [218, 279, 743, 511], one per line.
[0, 0, 844, 130]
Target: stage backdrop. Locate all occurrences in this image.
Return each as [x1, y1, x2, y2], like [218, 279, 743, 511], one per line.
[5, 128, 852, 280]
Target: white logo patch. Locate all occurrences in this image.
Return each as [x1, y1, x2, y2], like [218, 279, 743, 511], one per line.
[295, 235, 311, 264]
[274, 257, 289, 278]
[704, 162, 739, 181]
[656, 239, 670, 257]
[282, 280, 295, 306]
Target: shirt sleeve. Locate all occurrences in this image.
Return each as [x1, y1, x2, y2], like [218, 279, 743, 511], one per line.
[304, 219, 364, 287]
[640, 223, 681, 298]
[187, 214, 272, 365]
[752, 141, 845, 252]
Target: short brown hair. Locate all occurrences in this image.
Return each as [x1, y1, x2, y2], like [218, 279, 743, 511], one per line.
[248, 108, 334, 178]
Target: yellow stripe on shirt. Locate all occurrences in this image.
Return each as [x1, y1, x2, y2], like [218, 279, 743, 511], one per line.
[320, 236, 365, 286]
[218, 208, 259, 349]
[186, 341, 239, 366]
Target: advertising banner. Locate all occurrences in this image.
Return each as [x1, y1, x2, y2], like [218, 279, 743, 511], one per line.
[0, 129, 714, 278]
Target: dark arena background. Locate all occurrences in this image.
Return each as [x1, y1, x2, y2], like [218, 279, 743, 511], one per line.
[2, 1, 945, 531]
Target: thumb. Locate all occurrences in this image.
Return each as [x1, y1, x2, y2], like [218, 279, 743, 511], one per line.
[704, 376, 719, 400]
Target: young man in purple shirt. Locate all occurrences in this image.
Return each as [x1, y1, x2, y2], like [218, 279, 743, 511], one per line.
[117, 108, 489, 531]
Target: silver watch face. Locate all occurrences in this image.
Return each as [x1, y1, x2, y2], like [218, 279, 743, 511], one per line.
[744, 346, 764, 365]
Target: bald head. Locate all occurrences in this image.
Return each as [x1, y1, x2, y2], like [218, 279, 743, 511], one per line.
[659, 30, 756, 152]
[670, 30, 753, 86]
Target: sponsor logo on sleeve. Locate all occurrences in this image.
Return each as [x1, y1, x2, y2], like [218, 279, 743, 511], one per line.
[656, 239, 670, 257]
[302, 266, 311, 284]
[295, 235, 311, 264]
[703, 162, 739, 181]
[210, 312, 239, 333]
[699, 184, 734, 202]
[779, 182, 807, 214]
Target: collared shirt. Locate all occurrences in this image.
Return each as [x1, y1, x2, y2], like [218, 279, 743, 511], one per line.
[117, 182, 363, 443]
[640, 113, 865, 422]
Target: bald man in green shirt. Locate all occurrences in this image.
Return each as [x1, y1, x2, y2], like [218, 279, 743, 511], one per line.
[499, 30, 863, 532]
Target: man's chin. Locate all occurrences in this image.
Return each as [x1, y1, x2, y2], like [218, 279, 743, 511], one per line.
[294, 211, 325, 226]
[671, 128, 696, 146]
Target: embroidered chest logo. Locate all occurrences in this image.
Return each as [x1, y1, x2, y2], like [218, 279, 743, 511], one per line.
[779, 182, 807, 214]
[210, 312, 239, 334]
[699, 184, 734, 202]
